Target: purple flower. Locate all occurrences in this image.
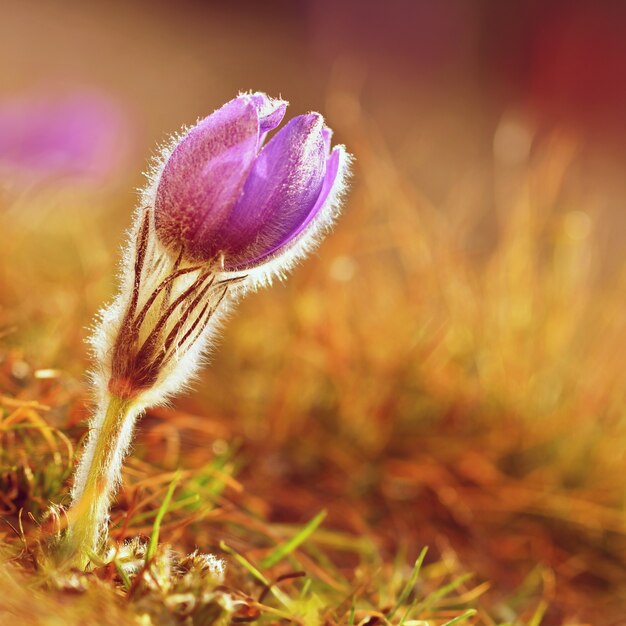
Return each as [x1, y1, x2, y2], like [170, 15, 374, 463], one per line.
[154, 93, 349, 271]
[61, 96, 351, 567]
[0, 91, 131, 182]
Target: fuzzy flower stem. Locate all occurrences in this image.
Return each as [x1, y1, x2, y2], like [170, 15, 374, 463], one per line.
[61, 394, 140, 568]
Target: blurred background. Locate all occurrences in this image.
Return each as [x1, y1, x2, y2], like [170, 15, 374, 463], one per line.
[1, 1, 626, 623]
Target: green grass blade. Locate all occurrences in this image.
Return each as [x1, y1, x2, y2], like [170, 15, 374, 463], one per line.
[441, 609, 477, 626]
[220, 540, 290, 607]
[528, 601, 548, 626]
[388, 546, 428, 620]
[145, 470, 180, 563]
[414, 572, 474, 614]
[348, 600, 356, 626]
[219, 540, 270, 587]
[129, 493, 200, 524]
[114, 559, 132, 590]
[261, 509, 327, 569]
[299, 577, 312, 599]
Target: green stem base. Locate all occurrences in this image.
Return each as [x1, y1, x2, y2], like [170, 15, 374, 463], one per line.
[59, 394, 137, 569]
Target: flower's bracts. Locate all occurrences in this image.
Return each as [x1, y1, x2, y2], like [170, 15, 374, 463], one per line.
[106, 210, 239, 400]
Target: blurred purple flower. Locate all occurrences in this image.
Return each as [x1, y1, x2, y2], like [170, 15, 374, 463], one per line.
[0, 91, 130, 181]
[154, 92, 349, 272]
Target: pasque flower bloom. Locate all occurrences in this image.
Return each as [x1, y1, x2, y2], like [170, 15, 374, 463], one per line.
[154, 93, 347, 272]
[60, 93, 350, 568]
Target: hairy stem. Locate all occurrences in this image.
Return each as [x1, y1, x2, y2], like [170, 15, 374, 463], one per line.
[60, 394, 141, 568]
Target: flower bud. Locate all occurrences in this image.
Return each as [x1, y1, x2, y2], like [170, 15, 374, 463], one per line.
[153, 92, 349, 273]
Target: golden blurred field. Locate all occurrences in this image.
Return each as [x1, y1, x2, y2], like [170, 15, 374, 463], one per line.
[1, 2, 626, 625]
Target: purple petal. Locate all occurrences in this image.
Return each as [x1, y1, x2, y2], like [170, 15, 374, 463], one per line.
[321, 126, 333, 155]
[220, 114, 327, 270]
[247, 145, 344, 267]
[285, 145, 343, 239]
[154, 96, 262, 260]
[249, 92, 287, 133]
